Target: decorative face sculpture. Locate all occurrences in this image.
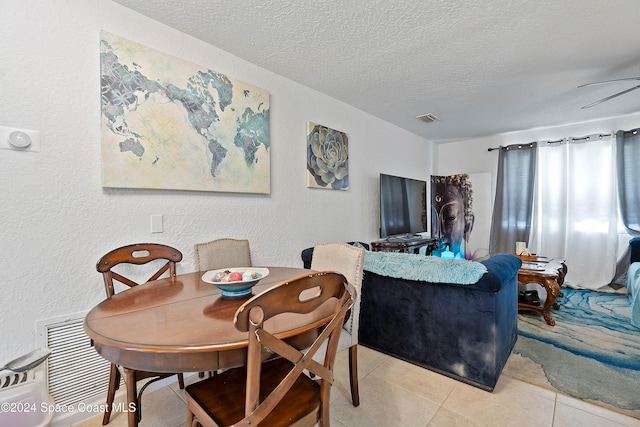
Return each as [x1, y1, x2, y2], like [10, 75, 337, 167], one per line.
[431, 174, 474, 258]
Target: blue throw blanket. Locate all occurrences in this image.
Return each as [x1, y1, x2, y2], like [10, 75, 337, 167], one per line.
[364, 251, 487, 285]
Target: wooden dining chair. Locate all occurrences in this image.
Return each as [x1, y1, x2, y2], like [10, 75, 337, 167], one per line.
[96, 243, 185, 425]
[195, 238, 252, 271]
[310, 241, 365, 407]
[185, 271, 354, 427]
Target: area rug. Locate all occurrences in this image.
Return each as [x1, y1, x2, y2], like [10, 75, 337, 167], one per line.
[509, 288, 640, 419]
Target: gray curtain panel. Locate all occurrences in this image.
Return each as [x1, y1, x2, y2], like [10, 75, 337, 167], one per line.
[489, 143, 537, 254]
[617, 129, 640, 235]
[607, 128, 640, 286]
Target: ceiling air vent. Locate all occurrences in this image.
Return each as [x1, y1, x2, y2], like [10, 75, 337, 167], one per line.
[416, 113, 440, 123]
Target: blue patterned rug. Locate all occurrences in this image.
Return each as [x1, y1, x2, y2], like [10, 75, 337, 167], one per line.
[513, 288, 640, 417]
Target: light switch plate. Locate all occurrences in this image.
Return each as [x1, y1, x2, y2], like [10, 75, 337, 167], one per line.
[150, 215, 163, 233]
[0, 125, 40, 152]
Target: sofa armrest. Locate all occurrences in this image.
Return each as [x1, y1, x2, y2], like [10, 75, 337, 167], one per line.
[630, 237, 640, 265]
[476, 254, 522, 292]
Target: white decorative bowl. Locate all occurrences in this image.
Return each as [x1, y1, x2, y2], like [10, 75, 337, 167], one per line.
[202, 267, 269, 298]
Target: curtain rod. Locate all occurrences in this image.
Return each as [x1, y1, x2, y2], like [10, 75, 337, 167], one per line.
[487, 133, 612, 152]
[487, 142, 535, 152]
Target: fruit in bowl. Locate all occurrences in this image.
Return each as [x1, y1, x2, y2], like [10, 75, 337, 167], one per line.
[227, 272, 243, 282]
[202, 267, 270, 299]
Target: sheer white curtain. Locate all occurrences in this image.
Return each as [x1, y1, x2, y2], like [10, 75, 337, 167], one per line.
[530, 135, 618, 290]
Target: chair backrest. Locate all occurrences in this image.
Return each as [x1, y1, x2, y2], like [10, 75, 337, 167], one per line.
[310, 242, 365, 339]
[195, 238, 252, 271]
[233, 271, 354, 426]
[96, 243, 183, 298]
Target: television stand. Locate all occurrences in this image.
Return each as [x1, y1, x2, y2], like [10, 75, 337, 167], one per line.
[371, 235, 437, 255]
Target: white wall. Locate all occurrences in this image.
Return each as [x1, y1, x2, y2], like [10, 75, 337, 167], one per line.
[0, 0, 434, 361]
[436, 111, 640, 254]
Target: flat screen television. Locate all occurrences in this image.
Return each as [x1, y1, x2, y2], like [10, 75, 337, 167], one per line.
[379, 173, 428, 238]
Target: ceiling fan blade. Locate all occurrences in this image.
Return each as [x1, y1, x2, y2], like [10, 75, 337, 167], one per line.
[578, 77, 640, 88]
[581, 84, 640, 109]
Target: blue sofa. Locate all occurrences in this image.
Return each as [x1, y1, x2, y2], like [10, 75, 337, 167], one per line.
[626, 237, 640, 328]
[358, 253, 521, 391]
[630, 237, 640, 265]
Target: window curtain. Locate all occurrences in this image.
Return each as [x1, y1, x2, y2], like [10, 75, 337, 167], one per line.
[489, 143, 537, 254]
[530, 135, 618, 290]
[617, 128, 640, 235]
[607, 128, 640, 286]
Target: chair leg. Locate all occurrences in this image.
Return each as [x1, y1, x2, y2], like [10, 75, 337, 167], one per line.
[348, 345, 360, 407]
[102, 364, 120, 425]
[178, 373, 185, 389]
[186, 406, 194, 427]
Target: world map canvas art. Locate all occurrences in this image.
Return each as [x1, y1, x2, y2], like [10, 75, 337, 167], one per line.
[101, 31, 270, 194]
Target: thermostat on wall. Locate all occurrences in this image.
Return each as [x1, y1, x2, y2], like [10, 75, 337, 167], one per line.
[8, 131, 32, 148]
[0, 126, 41, 152]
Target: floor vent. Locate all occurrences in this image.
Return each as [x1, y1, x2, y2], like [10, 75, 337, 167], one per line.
[37, 313, 112, 407]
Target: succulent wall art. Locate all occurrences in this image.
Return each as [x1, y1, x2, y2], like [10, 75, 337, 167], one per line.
[306, 122, 349, 190]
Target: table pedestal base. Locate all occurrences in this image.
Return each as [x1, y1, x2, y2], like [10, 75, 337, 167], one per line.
[124, 368, 138, 427]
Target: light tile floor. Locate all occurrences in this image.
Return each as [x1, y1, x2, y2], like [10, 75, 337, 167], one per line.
[73, 346, 640, 427]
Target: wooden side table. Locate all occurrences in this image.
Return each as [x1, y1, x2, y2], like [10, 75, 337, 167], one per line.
[517, 256, 567, 326]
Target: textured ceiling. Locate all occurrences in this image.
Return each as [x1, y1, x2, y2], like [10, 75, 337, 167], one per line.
[112, 0, 640, 143]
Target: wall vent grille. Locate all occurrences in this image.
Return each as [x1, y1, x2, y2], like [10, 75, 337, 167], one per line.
[416, 113, 440, 123]
[38, 314, 112, 407]
[1, 370, 33, 390]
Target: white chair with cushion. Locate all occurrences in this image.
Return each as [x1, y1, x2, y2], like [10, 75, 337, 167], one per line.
[310, 241, 365, 406]
[194, 238, 252, 378]
[195, 238, 252, 271]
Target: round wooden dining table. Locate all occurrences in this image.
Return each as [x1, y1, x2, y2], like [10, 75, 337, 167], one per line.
[84, 266, 319, 427]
